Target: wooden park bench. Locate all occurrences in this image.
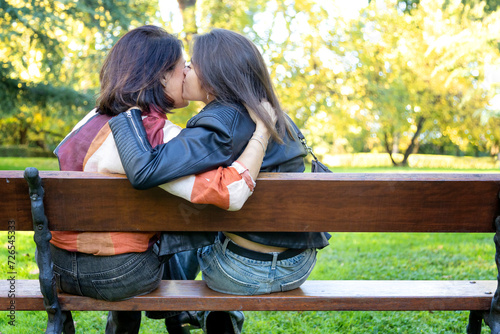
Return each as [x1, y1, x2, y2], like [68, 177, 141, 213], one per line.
[1, 168, 500, 333]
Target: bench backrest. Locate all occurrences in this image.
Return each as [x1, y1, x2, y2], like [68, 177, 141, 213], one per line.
[2, 170, 499, 233]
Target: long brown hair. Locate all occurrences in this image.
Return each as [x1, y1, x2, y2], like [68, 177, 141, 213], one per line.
[97, 25, 183, 116]
[191, 28, 290, 143]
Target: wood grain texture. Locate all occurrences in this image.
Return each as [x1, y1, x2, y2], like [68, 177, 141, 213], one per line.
[0, 280, 495, 311]
[2, 171, 500, 232]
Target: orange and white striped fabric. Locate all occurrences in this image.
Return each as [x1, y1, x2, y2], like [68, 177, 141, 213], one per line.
[51, 108, 255, 255]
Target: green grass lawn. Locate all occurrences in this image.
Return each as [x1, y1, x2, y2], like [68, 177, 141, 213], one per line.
[2, 155, 498, 173]
[1, 156, 499, 333]
[0, 232, 495, 333]
[0, 157, 59, 171]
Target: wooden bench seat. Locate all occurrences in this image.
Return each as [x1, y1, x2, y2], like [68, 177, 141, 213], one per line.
[1, 280, 496, 312]
[2, 168, 500, 333]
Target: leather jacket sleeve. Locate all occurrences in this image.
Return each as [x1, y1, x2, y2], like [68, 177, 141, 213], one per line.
[109, 108, 240, 189]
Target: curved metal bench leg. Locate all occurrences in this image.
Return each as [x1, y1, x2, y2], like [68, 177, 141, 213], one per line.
[25, 167, 66, 334]
[467, 310, 484, 334]
[484, 216, 500, 334]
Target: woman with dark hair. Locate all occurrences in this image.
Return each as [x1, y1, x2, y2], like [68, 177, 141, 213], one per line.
[52, 25, 275, 334]
[109, 28, 330, 333]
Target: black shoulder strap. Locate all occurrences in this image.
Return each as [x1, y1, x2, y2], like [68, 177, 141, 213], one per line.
[294, 125, 333, 173]
[294, 126, 319, 162]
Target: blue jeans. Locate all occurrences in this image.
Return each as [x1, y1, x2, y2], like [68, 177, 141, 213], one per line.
[197, 235, 317, 295]
[51, 244, 163, 301]
[50, 244, 163, 334]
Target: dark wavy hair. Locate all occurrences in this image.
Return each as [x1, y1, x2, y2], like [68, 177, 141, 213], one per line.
[97, 25, 183, 116]
[191, 28, 290, 143]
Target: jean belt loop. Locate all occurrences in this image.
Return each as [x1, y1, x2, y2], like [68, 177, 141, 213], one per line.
[271, 252, 278, 270]
[72, 250, 78, 275]
[222, 235, 231, 254]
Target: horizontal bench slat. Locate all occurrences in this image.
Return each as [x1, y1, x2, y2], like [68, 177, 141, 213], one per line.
[1, 280, 495, 312]
[2, 171, 499, 232]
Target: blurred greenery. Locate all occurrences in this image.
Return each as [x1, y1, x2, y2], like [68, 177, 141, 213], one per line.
[0, 146, 54, 158]
[1, 0, 500, 167]
[0, 0, 160, 150]
[1, 154, 499, 172]
[0, 157, 59, 170]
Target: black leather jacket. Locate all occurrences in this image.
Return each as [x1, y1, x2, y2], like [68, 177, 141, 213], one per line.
[109, 101, 330, 255]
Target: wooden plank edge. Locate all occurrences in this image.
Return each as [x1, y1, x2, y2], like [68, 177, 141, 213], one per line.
[1, 280, 496, 312]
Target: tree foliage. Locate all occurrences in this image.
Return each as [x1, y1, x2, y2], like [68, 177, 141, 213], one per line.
[3, 0, 500, 164]
[0, 0, 159, 149]
[173, 0, 500, 163]
[327, 0, 500, 164]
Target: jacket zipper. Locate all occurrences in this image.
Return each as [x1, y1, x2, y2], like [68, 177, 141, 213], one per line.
[126, 110, 148, 151]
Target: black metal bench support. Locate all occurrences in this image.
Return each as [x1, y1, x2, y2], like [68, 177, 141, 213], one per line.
[24, 167, 69, 334]
[467, 310, 485, 333]
[481, 215, 500, 334]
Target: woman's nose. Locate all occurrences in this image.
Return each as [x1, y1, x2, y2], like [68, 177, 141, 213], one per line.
[183, 67, 189, 75]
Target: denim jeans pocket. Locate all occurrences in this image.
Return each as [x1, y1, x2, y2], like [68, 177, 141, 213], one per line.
[278, 249, 317, 291]
[91, 254, 161, 301]
[279, 250, 317, 292]
[53, 263, 83, 296]
[279, 266, 313, 292]
[200, 246, 261, 295]
[205, 258, 261, 295]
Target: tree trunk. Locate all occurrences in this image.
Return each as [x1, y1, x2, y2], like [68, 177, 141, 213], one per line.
[177, 0, 197, 49]
[392, 133, 399, 154]
[19, 125, 28, 145]
[400, 116, 425, 167]
[383, 132, 398, 166]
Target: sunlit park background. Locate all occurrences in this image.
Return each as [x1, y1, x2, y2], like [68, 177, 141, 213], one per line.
[2, 0, 500, 167]
[2, 0, 500, 333]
